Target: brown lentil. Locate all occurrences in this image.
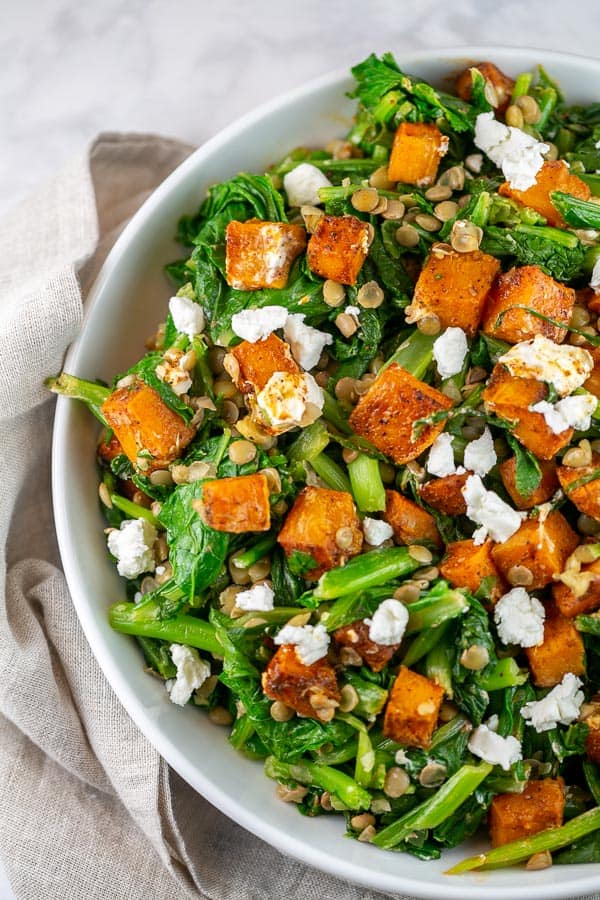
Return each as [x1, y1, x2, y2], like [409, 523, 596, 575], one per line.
[300, 205, 324, 233]
[228, 556, 252, 585]
[208, 705, 233, 726]
[357, 825, 377, 843]
[505, 104, 524, 129]
[350, 813, 375, 831]
[340, 646, 363, 667]
[221, 399, 239, 425]
[415, 213, 442, 233]
[395, 223, 420, 248]
[357, 280, 384, 309]
[425, 183, 453, 202]
[483, 81, 499, 108]
[578, 514, 600, 536]
[525, 851, 552, 871]
[320, 791, 333, 811]
[507, 564, 534, 587]
[228, 440, 257, 465]
[351, 187, 380, 213]
[416, 314, 442, 336]
[342, 447, 359, 464]
[286, 610, 312, 627]
[460, 644, 490, 671]
[149, 468, 173, 487]
[544, 142, 559, 161]
[338, 684, 359, 713]
[379, 461, 396, 483]
[439, 700, 459, 722]
[383, 767, 410, 798]
[381, 199, 406, 220]
[563, 440, 592, 468]
[98, 482, 112, 508]
[180, 349, 197, 371]
[276, 783, 308, 803]
[335, 376, 358, 404]
[418, 565, 439, 582]
[335, 526, 356, 550]
[262, 467, 282, 493]
[393, 582, 421, 603]
[248, 557, 272, 581]
[438, 166, 465, 191]
[450, 219, 483, 253]
[270, 700, 295, 722]
[434, 200, 459, 222]
[515, 94, 541, 124]
[419, 762, 447, 788]
[335, 313, 358, 338]
[370, 196, 389, 216]
[571, 306, 592, 328]
[369, 166, 395, 191]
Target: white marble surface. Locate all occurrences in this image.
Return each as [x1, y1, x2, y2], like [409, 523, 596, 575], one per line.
[1, 2, 599, 897]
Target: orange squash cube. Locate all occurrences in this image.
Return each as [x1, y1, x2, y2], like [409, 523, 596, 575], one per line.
[200, 472, 271, 533]
[455, 62, 515, 113]
[525, 603, 586, 687]
[586, 729, 600, 765]
[261, 644, 340, 720]
[483, 365, 573, 460]
[387, 123, 449, 186]
[558, 452, 600, 519]
[498, 456, 559, 510]
[349, 363, 453, 465]
[552, 559, 600, 618]
[101, 379, 196, 472]
[383, 666, 444, 748]
[498, 160, 590, 228]
[439, 538, 505, 603]
[491, 511, 578, 591]
[225, 219, 306, 290]
[384, 489, 442, 548]
[306, 214, 370, 285]
[419, 472, 470, 516]
[225, 332, 299, 394]
[584, 365, 600, 399]
[277, 486, 362, 579]
[489, 779, 565, 848]
[482, 265, 574, 345]
[333, 620, 400, 672]
[409, 247, 501, 337]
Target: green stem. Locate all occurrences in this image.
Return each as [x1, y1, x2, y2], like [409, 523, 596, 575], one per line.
[373, 762, 493, 849]
[354, 728, 375, 788]
[478, 657, 528, 692]
[347, 453, 385, 512]
[576, 613, 600, 636]
[510, 72, 532, 103]
[109, 602, 222, 655]
[287, 419, 330, 463]
[343, 671, 388, 718]
[447, 806, 600, 873]
[231, 535, 276, 569]
[381, 330, 435, 378]
[264, 756, 372, 810]
[314, 547, 420, 601]
[579, 173, 600, 197]
[110, 494, 160, 528]
[322, 391, 352, 435]
[310, 452, 352, 493]
[45, 372, 110, 425]
[229, 714, 256, 751]
[426, 638, 454, 697]
[405, 588, 469, 634]
[402, 620, 451, 667]
[584, 761, 600, 806]
[135, 636, 176, 679]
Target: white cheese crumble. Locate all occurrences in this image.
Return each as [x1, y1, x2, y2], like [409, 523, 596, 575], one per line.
[462, 474, 524, 545]
[464, 427, 497, 477]
[590, 257, 600, 295]
[498, 335, 593, 397]
[433, 327, 469, 380]
[521, 673, 585, 733]
[107, 518, 157, 579]
[283, 313, 333, 370]
[362, 517, 394, 547]
[231, 305, 289, 343]
[274, 622, 330, 665]
[364, 598, 409, 646]
[255, 371, 324, 430]
[530, 394, 598, 435]
[166, 644, 211, 706]
[155, 357, 192, 396]
[168, 295, 205, 340]
[283, 162, 333, 207]
[426, 432, 458, 478]
[234, 582, 275, 612]
[494, 587, 546, 648]
[474, 111, 549, 191]
[468, 724, 522, 771]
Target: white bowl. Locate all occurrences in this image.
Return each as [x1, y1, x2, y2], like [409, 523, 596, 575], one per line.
[52, 46, 600, 899]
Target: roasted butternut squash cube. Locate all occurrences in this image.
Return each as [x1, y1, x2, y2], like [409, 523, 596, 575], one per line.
[225, 332, 299, 394]
[586, 729, 600, 765]
[499, 456, 559, 510]
[225, 219, 306, 290]
[491, 511, 578, 591]
[455, 62, 515, 113]
[525, 603, 586, 687]
[584, 365, 600, 399]
[200, 472, 271, 533]
[387, 122, 449, 186]
[558, 452, 600, 519]
[383, 666, 444, 748]
[333, 619, 400, 672]
[552, 559, 600, 618]
[384, 489, 442, 548]
[419, 472, 470, 516]
[349, 364, 453, 465]
[498, 160, 591, 228]
[439, 538, 505, 603]
[489, 779, 565, 848]
[483, 365, 573, 460]
[409, 248, 501, 337]
[101, 379, 196, 472]
[277, 486, 362, 579]
[306, 214, 370, 286]
[482, 265, 575, 345]
[261, 644, 340, 720]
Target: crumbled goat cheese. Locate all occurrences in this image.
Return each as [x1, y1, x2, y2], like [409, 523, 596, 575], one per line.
[530, 394, 598, 435]
[486, 714, 499, 732]
[462, 474, 524, 545]
[166, 644, 210, 706]
[283, 162, 333, 207]
[274, 623, 330, 665]
[255, 371, 323, 431]
[345, 305, 361, 319]
[464, 427, 497, 477]
[590, 257, 600, 295]
[234, 582, 275, 612]
[494, 587, 546, 648]
[107, 518, 157, 579]
[231, 305, 289, 343]
[156, 358, 192, 396]
[474, 111, 549, 191]
[433, 327, 469, 380]
[498, 335, 593, 397]
[284, 313, 333, 370]
[168, 295, 205, 340]
[365, 599, 409, 646]
[521, 673, 585, 733]
[362, 517, 394, 547]
[468, 724, 522, 771]
[427, 432, 459, 478]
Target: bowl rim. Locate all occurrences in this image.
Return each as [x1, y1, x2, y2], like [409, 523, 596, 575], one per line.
[52, 45, 600, 900]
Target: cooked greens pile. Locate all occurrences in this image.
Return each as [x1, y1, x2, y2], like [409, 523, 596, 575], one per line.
[47, 52, 600, 872]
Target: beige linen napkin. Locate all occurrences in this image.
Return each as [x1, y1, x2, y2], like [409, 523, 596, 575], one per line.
[0, 134, 399, 900]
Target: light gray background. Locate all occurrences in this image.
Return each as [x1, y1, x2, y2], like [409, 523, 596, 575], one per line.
[1, 0, 599, 897]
